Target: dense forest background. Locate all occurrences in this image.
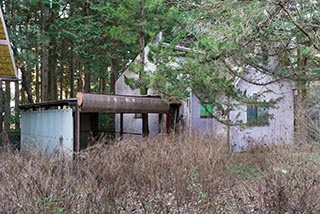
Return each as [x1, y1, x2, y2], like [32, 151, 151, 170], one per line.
[2, 0, 184, 103]
[0, 0, 185, 138]
[0, 0, 319, 141]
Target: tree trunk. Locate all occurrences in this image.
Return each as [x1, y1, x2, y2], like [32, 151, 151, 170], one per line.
[65, 88, 69, 99]
[69, 49, 74, 98]
[41, 46, 49, 101]
[110, 57, 117, 94]
[294, 48, 308, 144]
[100, 65, 107, 94]
[83, 1, 90, 93]
[20, 86, 26, 103]
[107, 57, 118, 138]
[59, 63, 64, 100]
[100, 76, 106, 94]
[35, 56, 40, 102]
[41, 3, 49, 101]
[139, 0, 149, 137]
[49, 42, 58, 100]
[77, 58, 83, 92]
[17, 61, 34, 104]
[294, 80, 307, 144]
[68, 5, 75, 98]
[84, 72, 91, 93]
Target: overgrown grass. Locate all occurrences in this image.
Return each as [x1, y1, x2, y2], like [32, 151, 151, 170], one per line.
[1, 132, 320, 213]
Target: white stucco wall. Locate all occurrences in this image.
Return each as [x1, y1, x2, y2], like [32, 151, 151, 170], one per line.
[230, 73, 294, 151]
[182, 69, 294, 151]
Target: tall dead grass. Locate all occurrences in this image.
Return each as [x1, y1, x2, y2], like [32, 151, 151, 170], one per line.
[1, 132, 320, 213]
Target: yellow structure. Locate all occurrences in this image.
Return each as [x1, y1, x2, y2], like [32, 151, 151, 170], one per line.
[0, 9, 17, 78]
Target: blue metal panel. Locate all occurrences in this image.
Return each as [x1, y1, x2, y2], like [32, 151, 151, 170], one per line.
[21, 108, 74, 158]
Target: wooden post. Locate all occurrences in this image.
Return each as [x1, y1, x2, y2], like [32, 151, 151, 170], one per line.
[166, 112, 170, 134]
[4, 81, 10, 132]
[75, 104, 80, 153]
[120, 113, 124, 138]
[15, 81, 19, 129]
[142, 113, 149, 137]
[158, 113, 163, 133]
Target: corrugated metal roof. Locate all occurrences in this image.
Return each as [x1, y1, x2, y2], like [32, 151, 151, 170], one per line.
[0, 9, 17, 78]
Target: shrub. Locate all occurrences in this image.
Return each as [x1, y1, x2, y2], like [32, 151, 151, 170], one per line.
[1, 132, 320, 213]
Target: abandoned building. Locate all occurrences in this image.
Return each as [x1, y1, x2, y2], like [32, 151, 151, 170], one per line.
[20, 33, 295, 154]
[115, 36, 295, 151]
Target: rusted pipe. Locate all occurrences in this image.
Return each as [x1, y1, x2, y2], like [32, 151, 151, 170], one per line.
[77, 92, 169, 113]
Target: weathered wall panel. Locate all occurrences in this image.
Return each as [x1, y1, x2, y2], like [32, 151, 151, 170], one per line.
[190, 92, 227, 137]
[21, 109, 74, 157]
[230, 71, 294, 151]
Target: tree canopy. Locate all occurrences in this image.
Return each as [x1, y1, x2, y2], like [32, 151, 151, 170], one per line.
[149, 0, 319, 125]
[0, 0, 319, 133]
[1, 0, 181, 102]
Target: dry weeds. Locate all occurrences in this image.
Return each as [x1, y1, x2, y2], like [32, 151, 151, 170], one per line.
[1, 132, 320, 213]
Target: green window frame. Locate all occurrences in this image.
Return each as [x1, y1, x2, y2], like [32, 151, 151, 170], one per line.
[200, 102, 213, 118]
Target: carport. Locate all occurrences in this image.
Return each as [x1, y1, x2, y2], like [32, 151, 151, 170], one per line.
[19, 93, 169, 156]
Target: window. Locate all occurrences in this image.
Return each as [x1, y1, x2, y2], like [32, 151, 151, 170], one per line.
[247, 105, 269, 126]
[200, 102, 213, 118]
